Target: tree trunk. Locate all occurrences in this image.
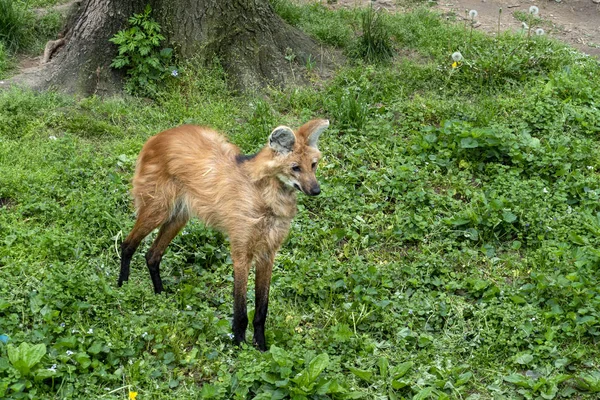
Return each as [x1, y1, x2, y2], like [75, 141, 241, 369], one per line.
[11, 0, 323, 95]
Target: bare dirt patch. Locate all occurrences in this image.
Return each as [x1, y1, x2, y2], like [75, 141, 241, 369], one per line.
[435, 0, 600, 57]
[314, 0, 600, 58]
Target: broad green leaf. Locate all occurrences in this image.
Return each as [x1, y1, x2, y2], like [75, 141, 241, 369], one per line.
[270, 345, 291, 367]
[540, 383, 558, 399]
[502, 211, 517, 223]
[392, 379, 409, 389]
[88, 341, 104, 355]
[576, 315, 596, 325]
[456, 371, 472, 386]
[412, 386, 434, 400]
[74, 352, 91, 369]
[460, 137, 479, 148]
[35, 368, 58, 382]
[504, 373, 530, 388]
[514, 353, 534, 365]
[392, 361, 413, 379]
[568, 232, 586, 245]
[7, 342, 46, 376]
[306, 353, 329, 383]
[292, 353, 329, 389]
[378, 357, 389, 378]
[348, 366, 373, 382]
[465, 228, 479, 241]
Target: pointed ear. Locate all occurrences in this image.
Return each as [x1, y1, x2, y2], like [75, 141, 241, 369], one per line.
[268, 126, 296, 155]
[305, 119, 329, 148]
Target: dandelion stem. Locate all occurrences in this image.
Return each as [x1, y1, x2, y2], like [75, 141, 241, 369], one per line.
[497, 8, 502, 37]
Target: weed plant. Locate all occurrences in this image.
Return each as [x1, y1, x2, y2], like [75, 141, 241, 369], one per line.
[1, 2, 600, 399]
[351, 4, 394, 63]
[109, 5, 175, 97]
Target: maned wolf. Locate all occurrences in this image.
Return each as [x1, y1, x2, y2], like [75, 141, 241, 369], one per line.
[118, 119, 329, 350]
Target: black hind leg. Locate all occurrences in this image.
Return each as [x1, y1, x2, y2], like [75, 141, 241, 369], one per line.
[118, 206, 168, 287]
[144, 216, 188, 294]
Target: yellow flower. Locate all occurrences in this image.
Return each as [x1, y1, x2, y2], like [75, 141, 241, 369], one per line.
[129, 391, 138, 400]
[452, 62, 458, 69]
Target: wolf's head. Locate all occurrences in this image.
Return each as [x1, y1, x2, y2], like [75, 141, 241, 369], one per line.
[268, 119, 329, 196]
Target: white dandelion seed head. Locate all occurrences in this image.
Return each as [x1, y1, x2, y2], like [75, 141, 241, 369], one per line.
[535, 28, 545, 36]
[522, 22, 529, 30]
[452, 51, 463, 61]
[529, 6, 539, 15]
[469, 9, 478, 18]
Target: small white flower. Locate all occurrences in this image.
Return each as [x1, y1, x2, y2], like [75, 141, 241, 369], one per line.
[542, 187, 549, 193]
[587, 166, 594, 170]
[71, 329, 78, 334]
[66, 350, 74, 356]
[171, 69, 178, 77]
[142, 332, 148, 338]
[535, 28, 545, 36]
[48, 364, 57, 372]
[529, 5, 539, 15]
[128, 359, 133, 365]
[60, 323, 65, 328]
[452, 51, 463, 62]
[49, 135, 57, 140]
[186, 305, 192, 310]
[87, 328, 93, 334]
[227, 333, 235, 339]
[522, 22, 529, 30]
[469, 9, 478, 19]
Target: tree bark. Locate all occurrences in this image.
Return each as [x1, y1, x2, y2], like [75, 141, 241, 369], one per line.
[10, 0, 323, 95]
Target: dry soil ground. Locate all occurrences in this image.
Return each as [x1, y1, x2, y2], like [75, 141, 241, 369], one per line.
[321, 0, 600, 58]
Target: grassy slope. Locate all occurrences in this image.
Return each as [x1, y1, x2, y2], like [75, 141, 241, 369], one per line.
[1, 3, 600, 399]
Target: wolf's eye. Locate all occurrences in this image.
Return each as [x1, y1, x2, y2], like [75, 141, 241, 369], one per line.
[311, 162, 317, 169]
[292, 165, 301, 172]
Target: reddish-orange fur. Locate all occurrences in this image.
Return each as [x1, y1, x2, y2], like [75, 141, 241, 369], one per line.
[118, 119, 329, 350]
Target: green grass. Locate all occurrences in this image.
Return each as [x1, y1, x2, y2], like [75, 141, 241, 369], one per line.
[0, 0, 64, 61]
[1, 3, 600, 399]
[0, 0, 34, 53]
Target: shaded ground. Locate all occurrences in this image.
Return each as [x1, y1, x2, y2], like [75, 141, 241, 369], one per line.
[320, 0, 600, 57]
